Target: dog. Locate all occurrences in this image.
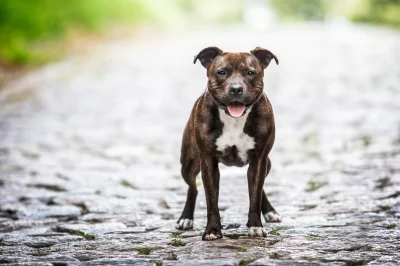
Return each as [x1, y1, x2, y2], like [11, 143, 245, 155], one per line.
[176, 46, 280, 240]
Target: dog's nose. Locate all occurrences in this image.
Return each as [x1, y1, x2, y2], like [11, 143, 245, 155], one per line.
[229, 85, 243, 96]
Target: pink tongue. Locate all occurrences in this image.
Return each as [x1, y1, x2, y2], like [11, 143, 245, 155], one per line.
[227, 103, 246, 118]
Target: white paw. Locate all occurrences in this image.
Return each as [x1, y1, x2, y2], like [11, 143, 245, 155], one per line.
[264, 211, 281, 222]
[204, 233, 219, 240]
[249, 227, 267, 237]
[176, 218, 193, 230]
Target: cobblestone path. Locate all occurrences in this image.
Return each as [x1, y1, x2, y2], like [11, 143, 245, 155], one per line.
[1, 25, 400, 265]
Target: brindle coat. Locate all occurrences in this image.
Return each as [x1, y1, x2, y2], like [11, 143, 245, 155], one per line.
[177, 47, 280, 240]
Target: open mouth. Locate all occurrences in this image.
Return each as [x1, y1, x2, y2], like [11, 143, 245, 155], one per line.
[227, 101, 246, 118]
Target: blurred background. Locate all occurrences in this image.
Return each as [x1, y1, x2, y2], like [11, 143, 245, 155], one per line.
[1, 0, 400, 67]
[0, 0, 399, 263]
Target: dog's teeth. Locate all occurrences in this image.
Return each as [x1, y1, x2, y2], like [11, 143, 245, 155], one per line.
[264, 211, 281, 222]
[249, 227, 267, 237]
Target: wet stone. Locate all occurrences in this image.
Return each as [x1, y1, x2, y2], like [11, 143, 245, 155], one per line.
[54, 222, 127, 235]
[249, 258, 346, 266]
[30, 254, 80, 264]
[23, 238, 57, 248]
[69, 258, 155, 265]
[7, 204, 82, 221]
[103, 227, 147, 234]
[163, 259, 238, 266]
[0, 219, 58, 233]
[225, 223, 241, 230]
[5, 263, 54, 266]
[179, 230, 202, 238]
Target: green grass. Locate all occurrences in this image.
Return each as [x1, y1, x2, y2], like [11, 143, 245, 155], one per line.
[150, 261, 163, 266]
[170, 232, 182, 238]
[269, 252, 285, 259]
[79, 232, 95, 240]
[305, 179, 328, 192]
[0, 0, 151, 65]
[120, 179, 136, 189]
[385, 224, 396, 229]
[170, 236, 185, 247]
[239, 258, 256, 266]
[360, 135, 372, 147]
[378, 205, 391, 211]
[137, 248, 152, 255]
[270, 226, 289, 235]
[238, 247, 247, 252]
[369, 219, 383, 224]
[226, 234, 240, 239]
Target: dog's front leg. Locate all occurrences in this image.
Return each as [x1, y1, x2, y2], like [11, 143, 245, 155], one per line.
[246, 157, 268, 237]
[200, 157, 222, 241]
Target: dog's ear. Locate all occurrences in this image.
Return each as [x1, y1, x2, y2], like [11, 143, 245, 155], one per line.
[250, 47, 279, 69]
[194, 46, 223, 68]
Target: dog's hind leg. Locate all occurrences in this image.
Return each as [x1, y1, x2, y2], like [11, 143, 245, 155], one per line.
[176, 130, 200, 230]
[176, 158, 199, 230]
[261, 190, 281, 222]
[261, 158, 281, 222]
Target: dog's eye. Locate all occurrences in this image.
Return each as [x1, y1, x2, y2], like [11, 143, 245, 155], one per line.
[247, 71, 256, 76]
[217, 70, 226, 76]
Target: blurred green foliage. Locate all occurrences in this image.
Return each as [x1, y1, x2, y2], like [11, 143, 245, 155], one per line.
[268, 0, 400, 27]
[268, 0, 330, 21]
[174, 0, 244, 23]
[1, 0, 399, 66]
[342, 0, 400, 27]
[0, 0, 150, 65]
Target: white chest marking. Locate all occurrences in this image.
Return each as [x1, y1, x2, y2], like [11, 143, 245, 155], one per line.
[215, 108, 255, 162]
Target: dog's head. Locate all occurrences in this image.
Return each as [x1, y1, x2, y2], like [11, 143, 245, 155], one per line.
[194, 46, 278, 118]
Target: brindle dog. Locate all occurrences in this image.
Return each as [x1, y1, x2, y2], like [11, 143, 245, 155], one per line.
[176, 47, 280, 240]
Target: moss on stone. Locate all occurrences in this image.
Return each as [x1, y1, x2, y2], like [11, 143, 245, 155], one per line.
[239, 258, 256, 265]
[79, 232, 95, 240]
[378, 205, 391, 211]
[270, 226, 289, 235]
[269, 252, 285, 259]
[305, 180, 328, 192]
[238, 247, 247, 252]
[137, 248, 152, 255]
[306, 234, 327, 241]
[385, 224, 396, 229]
[170, 236, 185, 247]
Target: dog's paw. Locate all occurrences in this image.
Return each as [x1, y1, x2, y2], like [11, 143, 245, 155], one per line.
[264, 211, 281, 223]
[202, 228, 222, 241]
[248, 227, 267, 237]
[176, 218, 193, 230]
